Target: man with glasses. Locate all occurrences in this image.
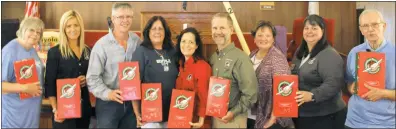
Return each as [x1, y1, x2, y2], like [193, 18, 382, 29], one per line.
[86, 2, 141, 128]
[344, 9, 395, 129]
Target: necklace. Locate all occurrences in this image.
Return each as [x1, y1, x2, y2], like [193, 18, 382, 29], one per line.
[154, 49, 170, 72]
[154, 49, 165, 58]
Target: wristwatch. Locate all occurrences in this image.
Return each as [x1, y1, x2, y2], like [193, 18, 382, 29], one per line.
[311, 93, 316, 102]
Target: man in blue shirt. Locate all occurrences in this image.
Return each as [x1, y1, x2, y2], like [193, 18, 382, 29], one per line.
[86, 3, 141, 128]
[345, 9, 395, 128]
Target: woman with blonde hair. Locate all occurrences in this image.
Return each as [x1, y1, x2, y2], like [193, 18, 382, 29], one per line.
[44, 10, 92, 128]
[1, 17, 45, 128]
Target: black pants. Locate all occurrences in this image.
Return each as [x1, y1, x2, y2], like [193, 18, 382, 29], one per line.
[247, 118, 290, 129]
[95, 99, 136, 128]
[52, 116, 91, 129]
[292, 107, 347, 129]
[52, 98, 92, 129]
[247, 118, 255, 129]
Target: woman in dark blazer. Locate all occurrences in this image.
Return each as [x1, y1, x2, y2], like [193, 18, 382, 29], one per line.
[44, 10, 92, 129]
[290, 14, 346, 129]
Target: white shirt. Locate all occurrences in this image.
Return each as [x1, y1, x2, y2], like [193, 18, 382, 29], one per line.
[248, 55, 262, 120]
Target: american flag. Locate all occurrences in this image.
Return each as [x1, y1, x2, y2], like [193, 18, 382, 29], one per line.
[24, 2, 40, 18]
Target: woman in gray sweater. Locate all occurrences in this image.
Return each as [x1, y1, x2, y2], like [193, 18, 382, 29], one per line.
[290, 14, 346, 129]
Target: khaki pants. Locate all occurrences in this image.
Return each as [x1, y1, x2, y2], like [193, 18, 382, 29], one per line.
[212, 112, 247, 128]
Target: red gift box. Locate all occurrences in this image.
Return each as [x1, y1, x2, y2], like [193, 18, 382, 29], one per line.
[205, 76, 231, 118]
[356, 52, 386, 97]
[57, 78, 81, 119]
[118, 62, 141, 100]
[168, 89, 195, 128]
[273, 75, 298, 117]
[14, 58, 39, 100]
[141, 83, 162, 122]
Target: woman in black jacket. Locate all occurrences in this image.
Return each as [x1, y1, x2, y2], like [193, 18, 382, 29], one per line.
[290, 14, 346, 129]
[44, 10, 92, 129]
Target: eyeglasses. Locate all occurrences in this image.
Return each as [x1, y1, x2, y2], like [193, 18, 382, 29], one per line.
[114, 15, 133, 20]
[359, 22, 384, 30]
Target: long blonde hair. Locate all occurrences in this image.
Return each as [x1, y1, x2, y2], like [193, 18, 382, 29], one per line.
[59, 10, 88, 59]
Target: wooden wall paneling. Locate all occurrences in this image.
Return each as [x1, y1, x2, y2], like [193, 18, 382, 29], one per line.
[40, 2, 114, 30]
[1, 2, 25, 20]
[233, 2, 309, 32]
[2, 2, 307, 33]
[340, 2, 358, 54]
[319, 2, 342, 53]
[1, 1, 308, 60]
[203, 44, 218, 60]
[39, 112, 53, 128]
[319, 2, 357, 54]
[6, 2, 364, 56]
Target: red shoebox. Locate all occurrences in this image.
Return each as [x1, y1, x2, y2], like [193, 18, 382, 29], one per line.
[168, 89, 195, 128]
[14, 58, 39, 100]
[118, 62, 141, 100]
[57, 78, 81, 119]
[205, 76, 231, 118]
[141, 83, 162, 122]
[355, 52, 385, 97]
[273, 75, 298, 117]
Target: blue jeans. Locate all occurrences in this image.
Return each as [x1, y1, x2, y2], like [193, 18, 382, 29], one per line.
[95, 98, 136, 128]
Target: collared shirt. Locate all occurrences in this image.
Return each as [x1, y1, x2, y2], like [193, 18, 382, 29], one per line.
[209, 43, 258, 116]
[345, 40, 395, 128]
[1, 39, 45, 128]
[86, 31, 141, 101]
[175, 57, 212, 128]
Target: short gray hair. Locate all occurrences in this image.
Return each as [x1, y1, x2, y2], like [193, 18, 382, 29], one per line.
[111, 2, 133, 16]
[359, 9, 385, 25]
[16, 17, 45, 39]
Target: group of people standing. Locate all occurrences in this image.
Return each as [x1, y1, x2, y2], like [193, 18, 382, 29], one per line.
[2, 2, 394, 129]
